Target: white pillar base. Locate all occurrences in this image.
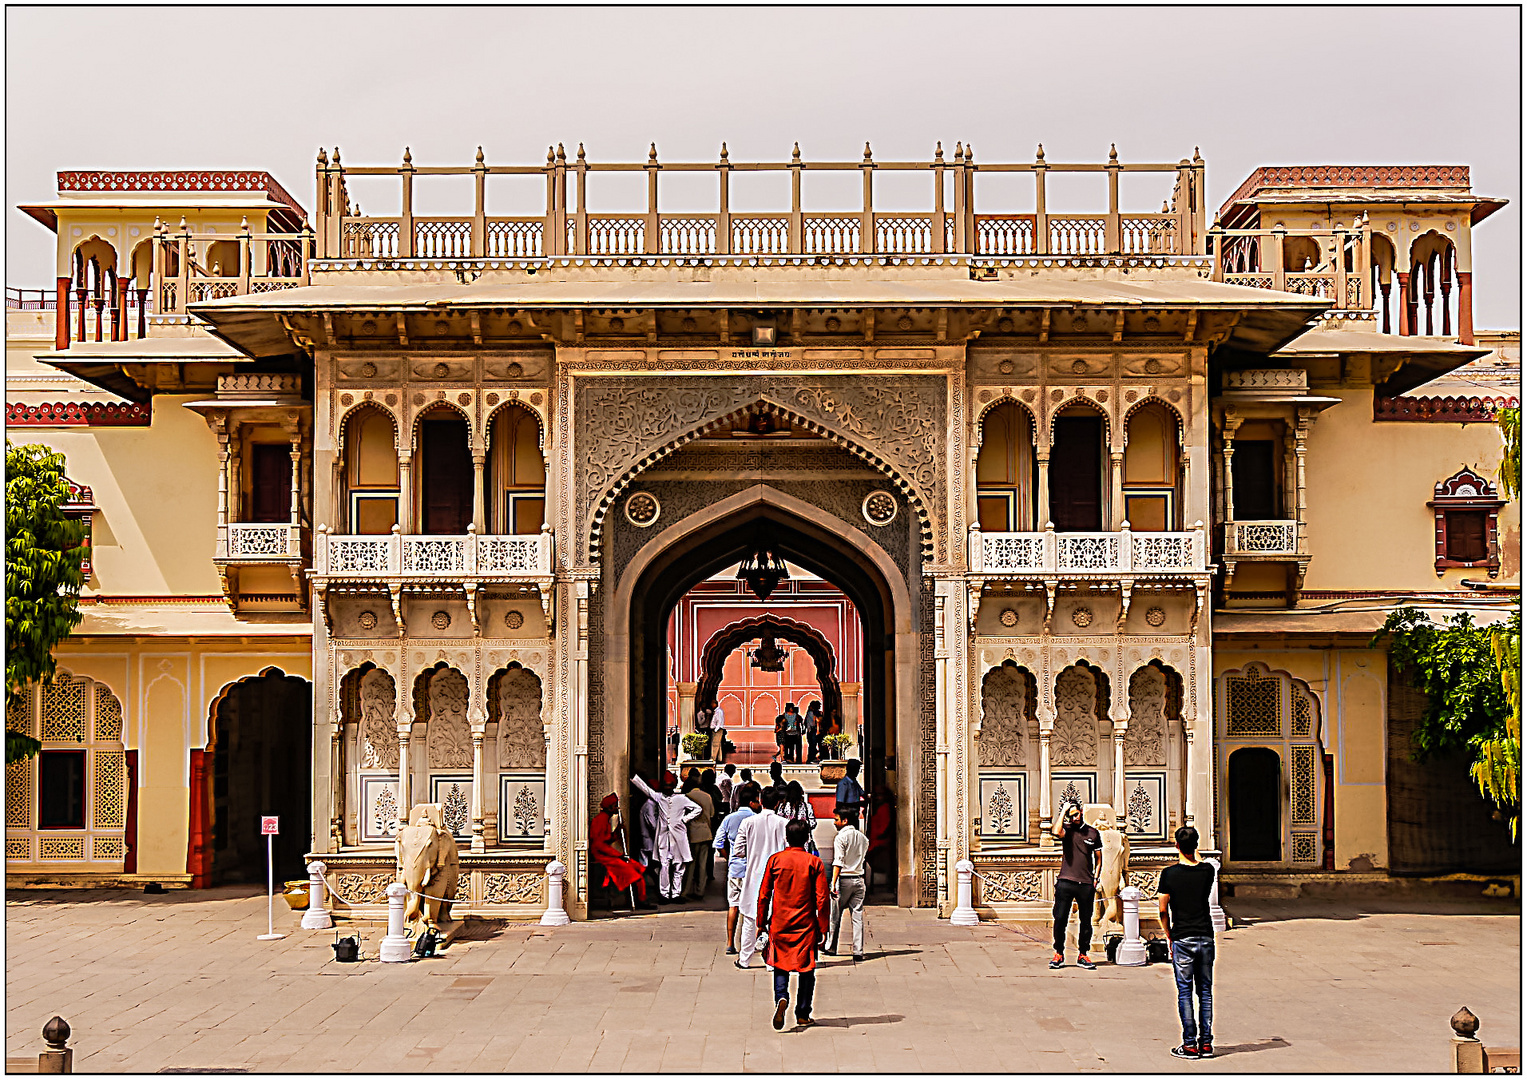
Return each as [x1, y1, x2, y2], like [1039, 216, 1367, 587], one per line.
[302, 860, 333, 930]
[1115, 885, 1148, 966]
[379, 882, 413, 963]
[540, 860, 571, 926]
[949, 859, 980, 926]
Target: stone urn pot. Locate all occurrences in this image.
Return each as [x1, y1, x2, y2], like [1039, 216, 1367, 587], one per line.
[819, 760, 848, 785]
[282, 880, 311, 910]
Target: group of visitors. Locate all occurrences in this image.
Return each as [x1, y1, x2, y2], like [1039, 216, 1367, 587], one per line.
[693, 702, 729, 763]
[773, 699, 824, 763]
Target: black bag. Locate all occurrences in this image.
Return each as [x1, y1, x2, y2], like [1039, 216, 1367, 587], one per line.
[1145, 937, 1171, 964]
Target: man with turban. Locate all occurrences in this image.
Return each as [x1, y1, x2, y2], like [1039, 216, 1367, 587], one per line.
[590, 793, 655, 910]
[631, 770, 702, 903]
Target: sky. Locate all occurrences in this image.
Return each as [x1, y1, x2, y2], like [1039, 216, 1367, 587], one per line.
[6, 5, 1520, 328]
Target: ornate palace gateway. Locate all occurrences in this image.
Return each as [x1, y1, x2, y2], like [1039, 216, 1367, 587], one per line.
[8, 145, 1515, 912]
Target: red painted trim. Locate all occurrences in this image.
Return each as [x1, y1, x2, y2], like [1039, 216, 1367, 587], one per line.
[1457, 271, 1475, 346]
[186, 749, 211, 888]
[7, 401, 152, 426]
[1374, 394, 1518, 423]
[1220, 165, 1472, 220]
[55, 278, 70, 351]
[123, 750, 139, 875]
[56, 170, 306, 220]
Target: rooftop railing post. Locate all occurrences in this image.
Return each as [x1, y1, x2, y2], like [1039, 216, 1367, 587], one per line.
[1034, 145, 1050, 255]
[573, 144, 588, 256]
[716, 144, 732, 255]
[553, 144, 569, 256]
[472, 146, 487, 258]
[645, 143, 660, 255]
[237, 217, 252, 297]
[952, 144, 967, 253]
[931, 143, 947, 255]
[327, 148, 346, 258]
[543, 146, 557, 255]
[398, 148, 415, 258]
[1270, 226, 1286, 292]
[175, 222, 191, 317]
[314, 148, 329, 258]
[1192, 148, 1207, 254]
[1333, 224, 1349, 309]
[1357, 213, 1373, 310]
[962, 144, 977, 253]
[860, 142, 875, 255]
[1209, 220, 1224, 281]
[1176, 160, 1192, 257]
[300, 225, 313, 286]
[1105, 144, 1122, 254]
[788, 143, 804, 255]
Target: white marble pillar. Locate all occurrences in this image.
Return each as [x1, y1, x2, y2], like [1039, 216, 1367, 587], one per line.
[397, 452, 413, 532]
[395, 724, 412, 832]
[1109, 450, 1125, 529]
[1113, 724, 1128, 815]
[329, 713, 344, 852]
[471, 453, 486, 533]
[1037, 707, 1055, 847]
[470, 733, 486, 853]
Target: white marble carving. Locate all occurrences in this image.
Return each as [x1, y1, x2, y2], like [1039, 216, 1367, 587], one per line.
[1052, 665, 1100, 767]
[426, 668, 471, 768]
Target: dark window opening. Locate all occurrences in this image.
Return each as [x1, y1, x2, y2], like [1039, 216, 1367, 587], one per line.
[1232, 439, 1279, 519]
[1444, 510, 1488, 563]
[1228, 746, 1282, 861]
[421, 416, 473, 535]
[249, 444, 293, 523]
[1050, 415, 1104, 531]
[38, 750, 87, 829]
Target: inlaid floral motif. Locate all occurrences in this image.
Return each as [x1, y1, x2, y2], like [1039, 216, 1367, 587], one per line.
[1052, 665, 1100, 767]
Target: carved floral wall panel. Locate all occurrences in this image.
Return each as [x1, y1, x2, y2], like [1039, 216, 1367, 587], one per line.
[425, 668, 471, 768]
[1052, 665, 1102, 767]
[358, 668, 398, 769]
[1125, 666, 1169, 767]
[496, 668, 545, 770]
[979, 664, 1032, 768]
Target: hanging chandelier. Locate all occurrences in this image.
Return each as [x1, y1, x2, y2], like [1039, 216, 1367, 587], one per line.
[737, 537, 791, 600]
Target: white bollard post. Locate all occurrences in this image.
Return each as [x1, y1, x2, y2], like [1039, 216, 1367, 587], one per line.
[949, 859, 979, 926]
[1115, 885, 1148, 966]
[379, 882, 412, 963]
[1206, 856, 1227, 933]
[540, 860, 571, 926]
[302, 860, 332, 930]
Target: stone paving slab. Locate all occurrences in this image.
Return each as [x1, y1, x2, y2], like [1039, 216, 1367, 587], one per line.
[5, 885, 1519, 1073]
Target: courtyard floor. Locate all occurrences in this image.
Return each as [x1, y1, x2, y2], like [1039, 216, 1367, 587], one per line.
[4, 884, 1519, 1074]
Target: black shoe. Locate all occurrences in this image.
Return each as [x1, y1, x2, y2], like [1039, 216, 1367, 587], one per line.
[1198, 1043, 1214, 1058]
[1077, 954, 1096, 970]
[725, 945, 738, 955]
[852, 954, 864, 962]
[772, 999, 789, 1030]
[1170, 1044, 1200, 1059]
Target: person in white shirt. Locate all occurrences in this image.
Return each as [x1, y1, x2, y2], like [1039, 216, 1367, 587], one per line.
[733, 787, 789, 968]
[709, 701, 727, 762]
[826, 806, 869, 960]
[630, 770, 702, 903]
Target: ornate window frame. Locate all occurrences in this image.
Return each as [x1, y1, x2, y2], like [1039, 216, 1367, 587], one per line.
[1428, 467, 1504, 576]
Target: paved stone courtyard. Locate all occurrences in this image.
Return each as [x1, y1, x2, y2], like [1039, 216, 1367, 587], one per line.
[5, 886, 1519, 1073]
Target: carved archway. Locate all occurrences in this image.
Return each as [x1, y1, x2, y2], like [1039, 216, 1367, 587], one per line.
[694, 613, 843, 728]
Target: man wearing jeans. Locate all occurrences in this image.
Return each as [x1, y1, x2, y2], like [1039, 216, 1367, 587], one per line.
[1158, 825, 1218, 1059]
[1049, 801, 1102, 970]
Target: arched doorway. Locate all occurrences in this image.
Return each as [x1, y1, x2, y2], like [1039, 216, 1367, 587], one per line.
[206, 669, 312, 884]
[695, 612, 844, 752]
[613, 486, 916, 902]
[1228, 747, 1282, 862]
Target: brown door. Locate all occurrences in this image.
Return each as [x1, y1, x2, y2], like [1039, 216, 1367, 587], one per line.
[421, 416, 472, 534]
[1050, 415, 1103, 531]
[250, 444, 292, 522]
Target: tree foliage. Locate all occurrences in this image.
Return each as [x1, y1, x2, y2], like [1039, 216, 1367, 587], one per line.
[6, 441, 87, 764]
[1374, 606, 1520, 833]
[1498, 405, 1521, 502]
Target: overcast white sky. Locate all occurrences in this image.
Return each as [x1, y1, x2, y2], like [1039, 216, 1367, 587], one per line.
[6, 5, 1520, 327]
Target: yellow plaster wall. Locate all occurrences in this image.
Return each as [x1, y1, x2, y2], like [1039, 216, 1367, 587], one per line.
[52, 207, 279, 278]
[1213, 645, 1389, 870]
[1301, 390, 1519, 593]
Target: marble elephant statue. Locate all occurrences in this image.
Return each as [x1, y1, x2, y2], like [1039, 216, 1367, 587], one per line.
[395, 804, 461, 937]
[1094, 822, 1131, 937]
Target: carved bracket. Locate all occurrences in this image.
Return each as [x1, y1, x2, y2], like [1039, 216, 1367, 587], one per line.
[1190, 580, 1208, 637]
[1042, 579, 1058, 634]
[389, 583, 406, 637]
[465, 584, 481, 637]
[967, 582, 982, 635]
[314, 582, 334, 634]
[1116, 578, 1134, 634]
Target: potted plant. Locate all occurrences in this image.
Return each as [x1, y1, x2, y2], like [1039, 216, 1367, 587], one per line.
[819, 733, 853, 783]
[681, 732, 712, 763]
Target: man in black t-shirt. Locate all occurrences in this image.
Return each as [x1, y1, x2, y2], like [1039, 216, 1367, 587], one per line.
[1158, 825, 1218, 1059]
[1048, 801, 1102, 970]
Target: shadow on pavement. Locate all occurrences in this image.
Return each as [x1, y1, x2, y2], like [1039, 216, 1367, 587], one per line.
[810, 1014, 905, 1029]
[1213, 1036, 1292, 1056]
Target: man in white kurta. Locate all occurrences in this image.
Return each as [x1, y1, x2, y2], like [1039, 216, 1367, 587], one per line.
[630, 771, 702, 902]
[732, 786, 790, 968]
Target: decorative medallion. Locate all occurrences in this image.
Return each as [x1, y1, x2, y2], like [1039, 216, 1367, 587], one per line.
[530, 392, 543, 406]
[508, 320, 522, 334]
[1071, 360, 1088, 375]
[340, 393, 354, 406]
[358, 610, 379, 631]
[608, 317, 625, 332]
[435, 321, 450, 336]
[862, 491, 898, 526]
[454, 393, 469, 407]
[998, 359, 1014, 374]
[1145, 359, 1161, 374]
[507, 362, 524, 378]
[361, 362, 377, 378]
[504, 610, 525, 631]
[1051, 388, 1064, 402]
[431, 610, 451, 631]
[897, 315, 914, 331]
[1124, 389, 1137, 402]
[433, 363, 450, 379]
[413, 392, 426, 405]
[997, 317, 1014, 333]
[978, 389, 992, 403]
[999, 608, 1019, 628]
[681, 316, 697, 332]
[1071, 606, 1093, 628]
[385, 394, 397, 406]
[1145, 606, 1167, 627]
[625, 491, 661, 528]
[361, 320, 376, 336]
[486, 393, 499, 405]
[825, 316, 841, 332]
[1167, 389, 1181, 402]
[1144, 316, 1160, 331]
[1096, 389, 1108, 403]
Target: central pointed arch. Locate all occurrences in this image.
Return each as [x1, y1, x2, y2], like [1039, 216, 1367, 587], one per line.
[695, 613, 843, 725]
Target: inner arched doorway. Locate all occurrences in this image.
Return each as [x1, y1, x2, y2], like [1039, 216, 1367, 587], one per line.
[612, 484, 916, 903]
[205, 669, 312, 884]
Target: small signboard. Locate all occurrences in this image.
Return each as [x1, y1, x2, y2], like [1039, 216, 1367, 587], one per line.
[261, 816, 280, 836]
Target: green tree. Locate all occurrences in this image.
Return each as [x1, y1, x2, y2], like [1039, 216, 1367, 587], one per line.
[1497, 405, 1520, 501]
[6, 441, 87, 764]
[1374, 607, 1520, 835]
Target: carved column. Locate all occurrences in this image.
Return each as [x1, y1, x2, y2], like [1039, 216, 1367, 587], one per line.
[288, 426, 303, 556]
[1220, 411, 1242, 524]
[570, 580, 592, 912]
[1037, 705, 1055, 848]
[214, 425, 230, 553]
[329, 710, 344, 852]
[1109, 450, 1125, 529]
[471, 453, 486, 533]
[1183, 720, 1199, 829]
[1112, 722, 1128, 815]
[227, 440, 242, 527]
[934, 592, 950, 911]
[397, 451, 413, 533]
[676, 682, 698, 735]
[1036, 451, 1052, 529]
[470, 733, 486, 853]
[1294, 410, 1312, 550]
[395, 667, 413, 831]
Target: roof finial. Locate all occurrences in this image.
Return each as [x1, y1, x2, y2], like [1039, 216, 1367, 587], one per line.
[1361, 210, 1370, 225]
[178, 216, 188, 232]
[332, 147, 341, 164]
[954, 142, 963, 162]
[317, 147, 328, 166]
[577, 142, 586, 162]
[965, 144, 974, 164]
[1035, 143, 1045, 163]
[719, 142, 729, 163]
[1193, 146, 1202, 163]
[547, 146, 555, 164]
[792, 142, 802, 164]
[1162, 199, 1171, 214]
[476, 146, 485, 165]
[649, 142, 658, 163]
[240, 215, 250, 232]
[402, 147, 412, 166]
[934, 141, 944, 164]
[1109, 143, 1118, 163]
[556, 143, 566, 162]
[863, 141, 873, 163]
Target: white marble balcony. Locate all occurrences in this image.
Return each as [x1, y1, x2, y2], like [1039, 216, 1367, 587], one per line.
[314, 525, 553, 580]
[217, 521, 302, 562]
[1222, 519, 1301, 557]
[968, 524, 1207, 576]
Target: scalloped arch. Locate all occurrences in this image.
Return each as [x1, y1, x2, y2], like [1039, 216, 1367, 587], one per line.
[1048, 393, 1113, 445]
[1121, 395, 1187, 448]
[336, 399, 401, 449]
[971, 394, 1040, 459]
[483, 398, 548, 459]
[409, 399, 475, 454]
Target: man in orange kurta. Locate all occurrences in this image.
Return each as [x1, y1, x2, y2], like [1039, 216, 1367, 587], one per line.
[757, 819, 831, 1030]
[590, 793, 655, 910]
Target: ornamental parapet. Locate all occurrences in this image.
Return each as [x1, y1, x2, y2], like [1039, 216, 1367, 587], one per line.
[968, 524, 1208, 577]
[314, 526, 554, 581]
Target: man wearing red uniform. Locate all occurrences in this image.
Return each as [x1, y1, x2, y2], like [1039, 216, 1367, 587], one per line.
[757, 819, 831, 1030]
[590, 793, 655, 910]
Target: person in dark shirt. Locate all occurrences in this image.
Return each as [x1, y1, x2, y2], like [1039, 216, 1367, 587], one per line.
[834, 758, 865, 815]
[1158, 824, 1218, 1059]
[1049, 801, 1102, 970]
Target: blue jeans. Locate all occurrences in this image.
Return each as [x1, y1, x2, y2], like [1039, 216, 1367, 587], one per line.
[773, 968, 816, 1020]
[1171, 937, 1214, 1045]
